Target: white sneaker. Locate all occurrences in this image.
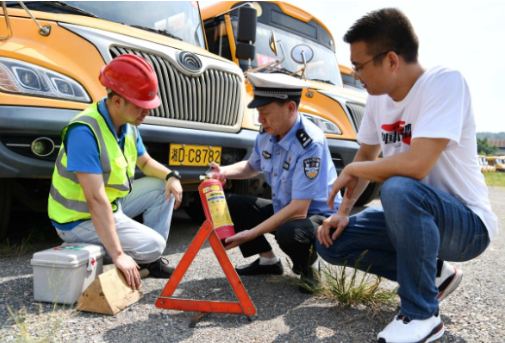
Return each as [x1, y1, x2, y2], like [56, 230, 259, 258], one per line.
[436, 261, 463, 303]
[377, 312, 445, 343]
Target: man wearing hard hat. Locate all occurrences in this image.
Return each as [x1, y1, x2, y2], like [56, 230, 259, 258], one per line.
[48, 54, 182, 290]
[211, 72, 341, 293]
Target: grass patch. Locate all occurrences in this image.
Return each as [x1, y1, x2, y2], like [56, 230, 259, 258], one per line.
[0, 235, 33, 258]
[300, 251, 398, 311]
[0, 223, 60, 258]
[5, 304, 68, 343]
[484, 172, 505, 187]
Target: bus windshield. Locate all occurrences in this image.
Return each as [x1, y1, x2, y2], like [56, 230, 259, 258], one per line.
[341, 72, 366, 93]
[233, 21, 342, 87]
[15, 1, 206, 48]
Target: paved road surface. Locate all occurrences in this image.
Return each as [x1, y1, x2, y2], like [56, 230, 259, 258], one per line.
[0, 187, 503, 342]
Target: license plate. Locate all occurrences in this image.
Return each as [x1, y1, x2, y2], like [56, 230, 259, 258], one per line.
[169, 144, 222, 166]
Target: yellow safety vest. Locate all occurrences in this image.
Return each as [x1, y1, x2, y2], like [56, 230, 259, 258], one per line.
[48, 103, 137, 224]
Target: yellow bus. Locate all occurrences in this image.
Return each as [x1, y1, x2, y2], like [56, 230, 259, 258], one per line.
[0, 1, 257, 237]
[201, 1, 381, 205]
[478, 155, 494, 173]
[340, 64, 366, 94]
[487, 156, 505, 173]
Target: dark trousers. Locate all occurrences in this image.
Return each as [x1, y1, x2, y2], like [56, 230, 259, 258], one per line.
[226, 194, 325, 274]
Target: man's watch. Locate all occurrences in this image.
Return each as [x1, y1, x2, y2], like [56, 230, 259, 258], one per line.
[166, 170, 181, 181]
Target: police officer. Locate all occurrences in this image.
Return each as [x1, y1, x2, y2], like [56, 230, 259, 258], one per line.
[48, 55, 183, 290]
[211, 73, 341, 293]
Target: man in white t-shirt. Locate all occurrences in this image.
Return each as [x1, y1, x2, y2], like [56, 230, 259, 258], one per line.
[316, 8, 498, 343]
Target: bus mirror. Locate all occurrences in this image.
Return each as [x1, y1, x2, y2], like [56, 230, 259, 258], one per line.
[236, 5, 257, 62]
[292, 44, 314, 80]
[291, 44, 314, 64]
[269, 30, 277, 56]
[236, 6, 257, 44]
[236, 42, 255, 60]
[243, 30, 285, 74]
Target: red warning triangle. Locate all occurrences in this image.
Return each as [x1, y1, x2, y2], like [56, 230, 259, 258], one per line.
[155, 220, 256, 316]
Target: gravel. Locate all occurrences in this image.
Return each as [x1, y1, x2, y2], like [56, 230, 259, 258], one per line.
[1, 186, 504, 342]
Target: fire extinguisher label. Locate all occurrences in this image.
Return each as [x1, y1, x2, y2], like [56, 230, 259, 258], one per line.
[206, 191, 233, 228]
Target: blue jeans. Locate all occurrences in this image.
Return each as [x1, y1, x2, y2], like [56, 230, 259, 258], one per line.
[56, 177, 175, 263]
[316, 176, 490, 320]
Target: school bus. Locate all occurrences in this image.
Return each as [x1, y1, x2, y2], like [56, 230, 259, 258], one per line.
[201, 1, 381, 205]
[340, 64, 366, 94]
[0, 1, 257, 238]
[487, 156, 505, 173]
[478, 155, 494, 173]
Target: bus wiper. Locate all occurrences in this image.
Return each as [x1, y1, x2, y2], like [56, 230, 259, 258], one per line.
[310, 79, 335, 85]
[270, 67, 301, 78]
[48, 2, 98, 18]
[130, 25, 182, 42]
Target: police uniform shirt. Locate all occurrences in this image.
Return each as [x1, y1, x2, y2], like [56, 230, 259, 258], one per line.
[248, 113, 341, 216]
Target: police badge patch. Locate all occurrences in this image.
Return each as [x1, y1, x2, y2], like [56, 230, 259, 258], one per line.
[262, 151, 272, 159]
[303, 157, 321, 180]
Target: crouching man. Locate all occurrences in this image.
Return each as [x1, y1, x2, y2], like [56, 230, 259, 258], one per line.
[316, 8, 498, 343]
[211, 73, 341, 293]
[48, 55, 183, 289]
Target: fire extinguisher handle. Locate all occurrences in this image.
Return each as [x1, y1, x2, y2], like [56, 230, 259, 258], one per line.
[206, 164, 226, 185]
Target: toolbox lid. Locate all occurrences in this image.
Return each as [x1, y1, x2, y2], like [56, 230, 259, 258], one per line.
[31, 243, 105, 269]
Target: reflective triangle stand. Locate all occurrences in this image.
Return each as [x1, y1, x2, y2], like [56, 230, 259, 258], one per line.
[155, 220, 256, 327]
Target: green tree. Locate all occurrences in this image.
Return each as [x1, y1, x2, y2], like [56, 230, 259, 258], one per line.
[476, 132, 505, 139]
[477, 138, 499, 156]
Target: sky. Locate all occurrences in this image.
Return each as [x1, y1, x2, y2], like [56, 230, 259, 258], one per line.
[201, 1, 505, 133]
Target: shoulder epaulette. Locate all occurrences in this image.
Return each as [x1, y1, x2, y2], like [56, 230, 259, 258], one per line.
[296, 129, 312, 149]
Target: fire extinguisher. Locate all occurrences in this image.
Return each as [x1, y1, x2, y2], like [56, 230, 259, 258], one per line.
[198, 178, 235, 243]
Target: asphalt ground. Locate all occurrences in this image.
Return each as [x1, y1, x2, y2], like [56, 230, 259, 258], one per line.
[0, 186, 504, 342]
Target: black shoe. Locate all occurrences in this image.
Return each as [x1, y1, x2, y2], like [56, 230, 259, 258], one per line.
[298, 269, 320, 294]
[139, 257, 174, 279]
[235, 258, 283, 276]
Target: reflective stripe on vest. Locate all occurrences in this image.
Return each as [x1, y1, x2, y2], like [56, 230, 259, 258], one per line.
[48, 103, 137, 224]
[50, 184, 90, 213]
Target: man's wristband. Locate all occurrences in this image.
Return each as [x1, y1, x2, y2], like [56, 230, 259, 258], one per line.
[166, 170, 181, 181]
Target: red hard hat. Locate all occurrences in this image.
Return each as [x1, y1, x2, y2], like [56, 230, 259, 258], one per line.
[99, 54, 161, 110]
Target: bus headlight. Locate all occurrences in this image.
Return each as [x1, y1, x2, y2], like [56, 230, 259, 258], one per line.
[300, 112, 342, 135]
[0, 57, 90, 103]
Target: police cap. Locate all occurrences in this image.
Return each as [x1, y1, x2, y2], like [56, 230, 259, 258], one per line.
[247, 73, 309, 109]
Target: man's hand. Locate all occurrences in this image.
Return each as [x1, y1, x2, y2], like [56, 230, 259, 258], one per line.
[317, 212, 350, 248]
[113, 253, 141, 290]
[166, 178, 183, 209]
[209, 162, 226, 185]
[328, 166, 359, 211]
[223, 230, 255, 250]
